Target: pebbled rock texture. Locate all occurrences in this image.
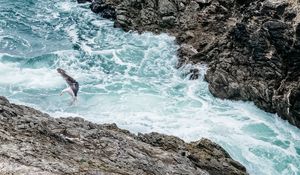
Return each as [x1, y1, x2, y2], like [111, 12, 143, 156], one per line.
[80, 0, 300, 128]
[0, 96, 247, 175]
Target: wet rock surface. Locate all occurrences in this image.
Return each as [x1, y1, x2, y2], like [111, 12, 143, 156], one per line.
[81, 0, 300, 128]
[0, 96, 247, 175]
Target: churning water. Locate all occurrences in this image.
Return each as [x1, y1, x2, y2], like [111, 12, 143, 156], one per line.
[0, 0, 300, 174]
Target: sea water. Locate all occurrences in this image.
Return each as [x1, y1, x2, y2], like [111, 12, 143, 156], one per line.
[0, 0, 300, 174]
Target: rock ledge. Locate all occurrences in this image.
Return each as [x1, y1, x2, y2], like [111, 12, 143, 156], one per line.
[0, 96, 247, 175]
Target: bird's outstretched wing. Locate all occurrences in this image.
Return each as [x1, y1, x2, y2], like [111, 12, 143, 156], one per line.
[57, 68, 77, 87]
[57, 68, 79, 97]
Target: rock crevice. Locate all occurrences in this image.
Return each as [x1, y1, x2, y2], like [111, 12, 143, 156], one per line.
[83, 0, 300, 128]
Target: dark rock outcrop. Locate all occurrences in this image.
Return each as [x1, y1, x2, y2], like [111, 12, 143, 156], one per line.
[138, 133, 247, 175]
[80, 0, 300, 128]
[0, 96, 247, 174]
[205, 1, 300, 127]
[90, 0, 117, 19]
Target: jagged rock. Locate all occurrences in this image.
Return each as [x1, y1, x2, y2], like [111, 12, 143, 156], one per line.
[0, 96, 248, 175]
[90, 0, 117, 19]
[161, 15, 177, 28]
[158, 0, 177, 16]
[205, 1, 300, 127]
[77, 0, 92, 3]
[137, 132, 247, 175]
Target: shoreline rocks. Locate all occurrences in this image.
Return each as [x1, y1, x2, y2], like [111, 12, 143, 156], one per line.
[0, 96, 247, 174]
[82, 0, 300, 128]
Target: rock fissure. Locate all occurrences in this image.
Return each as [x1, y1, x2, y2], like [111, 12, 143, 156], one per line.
[81, 0, 300, 128]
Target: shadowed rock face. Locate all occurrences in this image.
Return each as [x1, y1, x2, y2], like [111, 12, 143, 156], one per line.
[82, 0, 300, 128]
[0, 96, 247, 175]
[205, 1, 300, 127]
[205, 2, 300, 127]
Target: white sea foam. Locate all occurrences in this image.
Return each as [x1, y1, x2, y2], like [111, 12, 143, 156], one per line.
[57, 1, 74, 12]
[66, 24, 79, 44]
[0, 62, 62, 89]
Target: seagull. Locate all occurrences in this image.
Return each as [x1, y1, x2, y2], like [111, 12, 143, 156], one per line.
[57, 68, 79, 105]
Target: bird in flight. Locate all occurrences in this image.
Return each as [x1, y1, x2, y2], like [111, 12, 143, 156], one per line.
[57, 68, 79, 105]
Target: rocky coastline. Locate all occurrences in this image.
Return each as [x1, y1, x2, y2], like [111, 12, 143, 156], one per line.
[80, 0, 300, 128]
[0, 96, 247, 174]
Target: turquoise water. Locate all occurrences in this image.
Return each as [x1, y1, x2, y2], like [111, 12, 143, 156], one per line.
[1, 0, 300, 174]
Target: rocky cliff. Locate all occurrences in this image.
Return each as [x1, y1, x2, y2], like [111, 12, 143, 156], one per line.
[0, 96, 247, 174]
[80, 0, 300, 128]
